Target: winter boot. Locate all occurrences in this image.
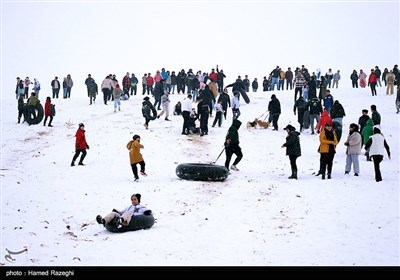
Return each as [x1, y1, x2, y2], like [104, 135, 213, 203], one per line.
[288, 171, 297, 179]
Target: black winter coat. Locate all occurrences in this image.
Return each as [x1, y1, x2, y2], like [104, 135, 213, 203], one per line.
[283, 131, 301, 156]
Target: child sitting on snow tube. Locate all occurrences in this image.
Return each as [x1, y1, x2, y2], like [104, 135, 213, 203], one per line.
[96, 193, 154, 232]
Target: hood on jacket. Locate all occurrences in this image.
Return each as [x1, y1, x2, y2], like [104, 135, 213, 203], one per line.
[232, 119, 242, 129]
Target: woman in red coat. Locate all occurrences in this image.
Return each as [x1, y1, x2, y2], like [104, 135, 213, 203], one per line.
[43, 97, 54, 127]
[71, 123, 89, 166]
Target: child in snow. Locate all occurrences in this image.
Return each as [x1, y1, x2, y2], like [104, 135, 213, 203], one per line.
[127, 134, 147, 182]
[96, 193, 151, 227]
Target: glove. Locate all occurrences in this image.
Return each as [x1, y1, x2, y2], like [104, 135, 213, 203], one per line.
[86, 144, 90, 149]
[344, 142, 349, 146]
[144, 210, 152, 215]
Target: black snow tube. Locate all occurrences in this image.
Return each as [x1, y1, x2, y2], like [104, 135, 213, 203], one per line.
[239, 89, 250, 104]
[176, 163, 229, 181]
[23, 103, 44, 125]
[146, 106, 157, 121]
[105, 213, 155, 233]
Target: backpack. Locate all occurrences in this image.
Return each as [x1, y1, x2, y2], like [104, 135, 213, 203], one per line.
[50, 104, 56, 116]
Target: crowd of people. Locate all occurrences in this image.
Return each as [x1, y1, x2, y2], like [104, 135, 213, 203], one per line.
[14, 64, 399, 183]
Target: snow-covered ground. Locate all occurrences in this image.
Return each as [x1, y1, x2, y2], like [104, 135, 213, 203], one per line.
[1, 83, 398, 266]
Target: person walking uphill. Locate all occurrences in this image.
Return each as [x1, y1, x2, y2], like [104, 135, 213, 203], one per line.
[281, 124, 301, 179]
[127, 135, 147, 182]
[224, 119, 243, 172]
[71, 123, 89, 166]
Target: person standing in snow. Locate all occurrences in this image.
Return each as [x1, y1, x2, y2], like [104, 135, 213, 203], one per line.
[71, 123, 89, 166]
[281, 124, 301, 179]
[317, 122, 338, 180]
[364, 127, 391, 182]
[33, 78, 41, 98]
[268, 94, 281, 131]
[344, 123, 362, 177]
[43, 96, 54, 127]
[224, 119, 243, 172]
[127, 134, 147, 182]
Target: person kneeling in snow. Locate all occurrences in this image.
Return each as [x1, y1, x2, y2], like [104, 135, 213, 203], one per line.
[96, 193, 151, 227]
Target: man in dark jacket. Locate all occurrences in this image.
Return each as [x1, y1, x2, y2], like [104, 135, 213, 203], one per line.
[224, 119, 242, 172]
[268, 94, 281, 131]
[281, 124, 301, 179]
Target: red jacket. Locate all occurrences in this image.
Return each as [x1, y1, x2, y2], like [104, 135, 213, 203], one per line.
[368, 73, 377, 84]
[209, 72, 218, 83]
[75, 128, 88, 150]
[44, 100, 51, 116]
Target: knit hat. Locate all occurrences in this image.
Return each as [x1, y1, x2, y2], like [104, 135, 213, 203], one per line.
[133, 134, 140, 140]
[143, 96, 150, 101]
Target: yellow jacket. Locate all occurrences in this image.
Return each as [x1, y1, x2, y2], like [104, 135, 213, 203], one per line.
[127, 140, 144, 164]
[319, 130, 338, 153]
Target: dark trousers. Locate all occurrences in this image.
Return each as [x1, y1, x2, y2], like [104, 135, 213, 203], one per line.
[217, 81, 224, 92]
[43, 116, 53, 126]
[289, 155, 298, 173]
[370, 83, 377, 96]
[52, 88, 60, 99]
[286, 80, 293, 90]
[144, 116, 151, 126]
[147, 85, 153, 95]
[294, 87, 302, 102]
[72, 149, 87, 164]
[200, 114, 209, 134]
[182, 111, 190, 133]
[102, 88, 111, 104]
[272, 114, 280, 130]
[212, 111, 223, 127]
[225, 144, 243, 169]
[89, 93, 96, 104]
[67, 87, 72, 98]
[131, 161, 145, 179]
[320, 153, 335, 175]
[142, 84, 147, 95]
[130, 85, 137, 95]
[372, 155, 383, 182]
[18, 110, 24, 123]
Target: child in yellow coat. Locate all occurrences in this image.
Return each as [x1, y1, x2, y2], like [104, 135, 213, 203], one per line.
[127, 135, 147, 182]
